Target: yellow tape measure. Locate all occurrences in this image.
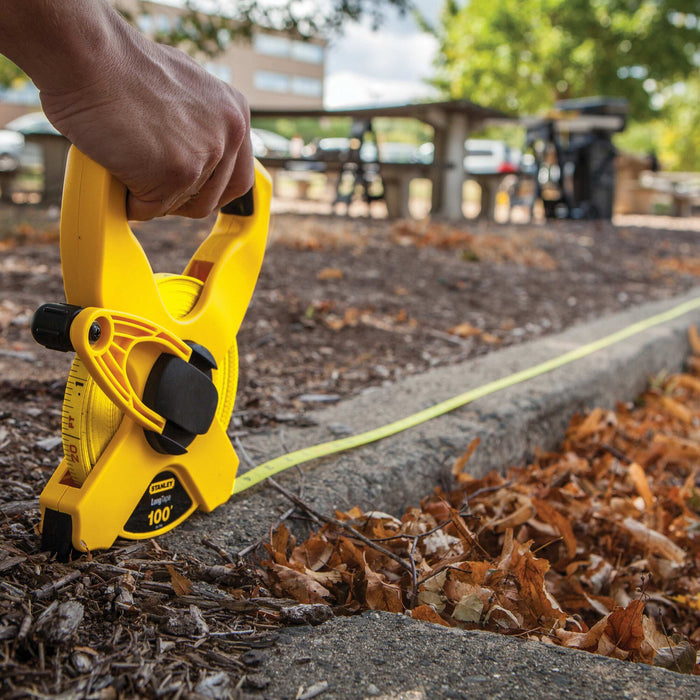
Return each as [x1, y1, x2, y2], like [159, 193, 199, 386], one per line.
[62, 274, 239, 484]
[233, 295, 700, 494]
[32, 147, 270, 558]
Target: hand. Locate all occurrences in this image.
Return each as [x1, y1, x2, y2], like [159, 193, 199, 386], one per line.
[41, 39, 253, 221]
[0, 0, 253, 221]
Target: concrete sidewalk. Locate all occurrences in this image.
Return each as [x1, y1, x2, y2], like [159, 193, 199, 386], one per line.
[162, 289, 700, 699]
[247, 612, 700, 699]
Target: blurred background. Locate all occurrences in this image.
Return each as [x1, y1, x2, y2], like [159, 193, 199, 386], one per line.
[0, 0, 697, 218]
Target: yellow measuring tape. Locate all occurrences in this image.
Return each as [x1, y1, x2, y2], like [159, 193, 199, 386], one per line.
[233, 295, 700, 494]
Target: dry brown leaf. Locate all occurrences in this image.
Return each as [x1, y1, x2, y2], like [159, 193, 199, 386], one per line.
[689, 325, 700, 355]
[672, 374, 700, 393]
[532, 498, 577, 560]
[449, 509, 478, 550]
[603, 600, 645, 655]
[290, 535, 335, 572]
[659, 395, 694, 424]
[411, 604, 451, 627]
[166, 565, 193, 597]
[363, 566, 404, 613]
[556, 616, 608, 650]
[627, 462, 655, 509]
[448, 322, 482, 338]
[452, 592, 485, 623]
[317, 267, 344, 280]
[509, 542, 566, 624]
[265, 562, 333, 604]
[451, 438, 480, 478]
[619, 517, 685, 564]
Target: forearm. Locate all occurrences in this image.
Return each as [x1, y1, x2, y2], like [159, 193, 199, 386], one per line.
[0, 0, 139, 92]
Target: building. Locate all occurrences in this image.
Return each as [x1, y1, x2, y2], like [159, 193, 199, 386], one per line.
[115, 0, 325, 109]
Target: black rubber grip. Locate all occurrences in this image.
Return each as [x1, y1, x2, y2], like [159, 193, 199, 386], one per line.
[220, 187, 254, 216]
[31, 303, 82, 352]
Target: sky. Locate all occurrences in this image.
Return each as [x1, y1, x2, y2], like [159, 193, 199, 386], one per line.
[141, 0, 443, 108]
[323, 1, 441, 108]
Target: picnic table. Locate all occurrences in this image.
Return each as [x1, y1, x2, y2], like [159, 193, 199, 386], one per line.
[252, 100, 506, 220]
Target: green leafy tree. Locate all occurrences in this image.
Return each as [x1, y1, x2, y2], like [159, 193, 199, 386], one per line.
[118, 0, 413, 56]
[0, 56, 24, 88]
[428, 0, 700, 119]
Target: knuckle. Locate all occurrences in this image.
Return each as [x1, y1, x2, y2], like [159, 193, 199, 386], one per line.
[172, 159, 205, 191]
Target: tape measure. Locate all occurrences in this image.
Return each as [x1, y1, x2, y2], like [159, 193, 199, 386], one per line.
[61, 275, 238, 485]
[32, 147, 270, 560]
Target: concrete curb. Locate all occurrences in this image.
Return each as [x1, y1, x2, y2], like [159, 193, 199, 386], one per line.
[244, 612, 700, 699]
[165, 288, 700, 559]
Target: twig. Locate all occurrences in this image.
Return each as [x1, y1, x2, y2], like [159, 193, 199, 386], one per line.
[33, 569, 81, 600]
[267, 478, 413, 575]
[601, 443, 632, 464]
[201, 536, 237, 565]
[234, 436, 256, 470]
[237, 506, 296, 558]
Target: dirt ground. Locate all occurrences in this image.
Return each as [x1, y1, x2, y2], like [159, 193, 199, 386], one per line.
[3, 205, 700, 490]
[2, 205, 700, 695]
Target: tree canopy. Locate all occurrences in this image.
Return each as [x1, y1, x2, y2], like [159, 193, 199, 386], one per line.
[0, 1, 413, 87]
[429, 0, 700, 120]
[118, 0, 413, 55]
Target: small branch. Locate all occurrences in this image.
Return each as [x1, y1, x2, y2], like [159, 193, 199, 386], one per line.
[201, 536, 237, 565]
[267, 478, 413, 575]
[237, 506, 295, 558]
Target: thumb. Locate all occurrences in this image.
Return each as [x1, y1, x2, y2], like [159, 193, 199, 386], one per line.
[126, 191, 167, 221]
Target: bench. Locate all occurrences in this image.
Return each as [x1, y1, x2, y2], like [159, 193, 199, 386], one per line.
[637, 171, 700, 217]
[258, 157, 451, 219]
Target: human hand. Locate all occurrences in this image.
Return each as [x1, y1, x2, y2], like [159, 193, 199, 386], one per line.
[40, 36, 253, 221]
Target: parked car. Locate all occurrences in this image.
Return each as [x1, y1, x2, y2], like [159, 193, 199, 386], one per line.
[250, 128, 291, 158]
[0, 129, 24, 172]
[379, 142, 422, 163]
[463, 139, 521, 175]
[302, 137, 379, 163]
[417, 139, 523, 175]
[4, 111, 57, 170]
[5, 111, 60, 135]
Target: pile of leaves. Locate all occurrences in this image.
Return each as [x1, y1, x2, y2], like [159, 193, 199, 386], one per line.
[262, 333, 700, 673]
[391, 219, 558, 270]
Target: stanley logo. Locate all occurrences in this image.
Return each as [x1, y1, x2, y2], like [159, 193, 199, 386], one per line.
[149, 477, 175, 495]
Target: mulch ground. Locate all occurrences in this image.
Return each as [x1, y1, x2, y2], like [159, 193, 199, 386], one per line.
[2, 205, 700, 695]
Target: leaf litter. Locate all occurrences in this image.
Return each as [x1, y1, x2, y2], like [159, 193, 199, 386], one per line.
[261, 328, 700, 675]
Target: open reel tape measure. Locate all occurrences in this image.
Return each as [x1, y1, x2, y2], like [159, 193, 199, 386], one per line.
[31, 147, 270, 560]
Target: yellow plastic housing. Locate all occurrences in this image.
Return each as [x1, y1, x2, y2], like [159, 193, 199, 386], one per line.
[39, 147, 270, 552]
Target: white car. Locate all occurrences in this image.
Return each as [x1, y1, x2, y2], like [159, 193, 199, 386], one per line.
[250, 128, 291, 158]
[418, 139, 523, 175]
[0, 129, 25, 172]
[463, 139, 521, 175]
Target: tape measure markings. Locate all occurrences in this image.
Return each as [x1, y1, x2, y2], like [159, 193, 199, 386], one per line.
[232, 295, 700, 494]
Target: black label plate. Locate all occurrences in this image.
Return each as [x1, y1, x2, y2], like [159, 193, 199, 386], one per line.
[123, 470, 193, 534]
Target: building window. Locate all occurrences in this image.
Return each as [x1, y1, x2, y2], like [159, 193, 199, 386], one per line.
[136, 15, 154, 34]
[290, 41, 324, 64]
[254, 34, 291, 58]
[154, 14, 172, 33]
[291, 76, 322, 97]
[254, 70, 290, 93]
[204, 62, 231, 84]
